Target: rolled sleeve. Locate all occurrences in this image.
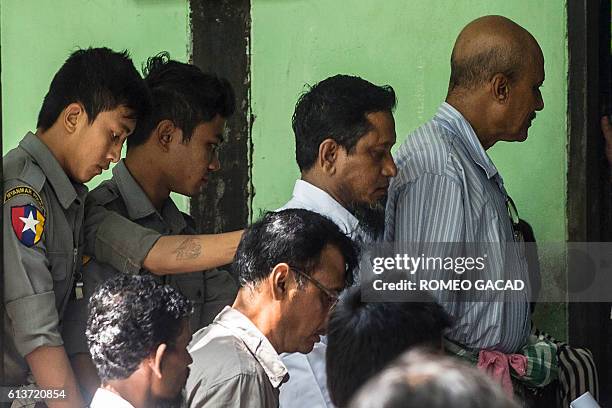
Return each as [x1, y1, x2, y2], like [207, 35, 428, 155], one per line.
[5, 293, 63, 357]
[84, 204, 161, 274]
[4, 186, 62, 358]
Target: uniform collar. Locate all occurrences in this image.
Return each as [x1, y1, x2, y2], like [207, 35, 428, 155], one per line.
[112, 160, 186, 233]
[283, 180, 360, 238]
[435, 102, 500, 180]
[19, 132, 86, 209]
[211, 306, 289, 388]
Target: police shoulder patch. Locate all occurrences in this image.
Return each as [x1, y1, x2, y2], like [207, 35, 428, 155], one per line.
[11, 204, 46, 247]
[4, 186, 45, 213]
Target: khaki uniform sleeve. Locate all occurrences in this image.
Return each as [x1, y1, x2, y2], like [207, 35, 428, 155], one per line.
[83, 198, 161, 274]
[3, 183, 62, 357]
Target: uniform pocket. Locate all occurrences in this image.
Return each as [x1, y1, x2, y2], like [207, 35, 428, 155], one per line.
[46, 251, 71, 281]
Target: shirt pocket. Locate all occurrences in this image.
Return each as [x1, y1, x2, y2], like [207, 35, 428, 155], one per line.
[46, 250, 74, 312]
[47, 251, 71, 282]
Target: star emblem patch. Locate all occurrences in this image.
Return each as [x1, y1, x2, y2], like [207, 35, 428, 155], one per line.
[11, 205, 45, 247]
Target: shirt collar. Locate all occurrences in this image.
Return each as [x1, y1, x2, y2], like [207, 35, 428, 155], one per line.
[284, 180, 360, 237]
[213, 306, 288, 388]
[434, 102, 500, 180]
[19, 132, 86, 209]
[112, 160, 187, 232]
[91, 388, 135, 408]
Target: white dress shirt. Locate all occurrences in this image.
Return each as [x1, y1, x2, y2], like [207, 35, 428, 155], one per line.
[90, 388, 135, 408]
[278, 179, 360, 408]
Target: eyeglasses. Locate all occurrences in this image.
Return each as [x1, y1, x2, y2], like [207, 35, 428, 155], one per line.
[291, 267, 340, 312]
[506, 196, 523, 242]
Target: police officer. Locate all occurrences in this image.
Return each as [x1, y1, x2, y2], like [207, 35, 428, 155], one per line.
[3, 47, 149, 407]
[3, 48, 242, 407]
[62, 53, 239, 399]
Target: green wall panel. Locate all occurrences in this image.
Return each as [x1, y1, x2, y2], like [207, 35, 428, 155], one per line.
[1, 0, 190, 207]
[1, 0, 569, 337]
[251, 0, 568, 337]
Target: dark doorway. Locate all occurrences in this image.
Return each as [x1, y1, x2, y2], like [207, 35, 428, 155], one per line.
[567, 0, 611, 405]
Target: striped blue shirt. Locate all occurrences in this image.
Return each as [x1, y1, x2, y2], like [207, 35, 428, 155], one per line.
[384, 102, 530, 353]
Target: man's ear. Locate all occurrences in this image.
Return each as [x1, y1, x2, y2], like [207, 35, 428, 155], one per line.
[318, 139, 340, 175]
[491, 73, 510, 104]
[148, 343, 168, 379]
[270, 263, 290, 301]
[155, 120, 177, 151]
[63, 103, 86, 134]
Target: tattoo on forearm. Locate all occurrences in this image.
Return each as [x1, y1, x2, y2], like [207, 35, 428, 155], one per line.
[173, 238, 202, 260]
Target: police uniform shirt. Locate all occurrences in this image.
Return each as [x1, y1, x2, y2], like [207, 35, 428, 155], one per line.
[3, 133, 163, 386]
[3, 132, 89, 385]
[62, 159, 237, 356]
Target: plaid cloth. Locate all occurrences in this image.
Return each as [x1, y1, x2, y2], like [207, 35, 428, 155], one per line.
[444, 332, 558, 389]
[532, 328, 599, 407]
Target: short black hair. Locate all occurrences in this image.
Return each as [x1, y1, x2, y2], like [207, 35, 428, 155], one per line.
[86, 274, 192, 382]
[233, 209, 359, 288]
[349, 349, 519, 408]
[448, 45, 523, 92]
[127, 52, 235, 149]
[37, 47, 151, 130]
[326, 287, 452, 407]
[292, 74, 396, 172]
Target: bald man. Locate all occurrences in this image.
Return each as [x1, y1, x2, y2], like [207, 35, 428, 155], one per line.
[385, 15, 597, 403]
[386, 14, 541, 352]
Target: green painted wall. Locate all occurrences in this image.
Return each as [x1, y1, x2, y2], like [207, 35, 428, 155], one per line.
[1, 0, 190, 208]
[1, 1, 569, 337]
[251, 1, 568, 337]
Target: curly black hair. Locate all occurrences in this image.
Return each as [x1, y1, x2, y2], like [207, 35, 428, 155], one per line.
[127, 51, 235, 149]
[86, 274, 192, 382]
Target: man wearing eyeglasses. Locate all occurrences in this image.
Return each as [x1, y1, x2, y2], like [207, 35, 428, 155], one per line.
[185, 209, 359, 408]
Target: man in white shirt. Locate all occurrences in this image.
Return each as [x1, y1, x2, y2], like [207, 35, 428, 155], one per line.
[86, 274, 193, 408]
[279, 75, 398, 407]
[186, 209, 359, 407]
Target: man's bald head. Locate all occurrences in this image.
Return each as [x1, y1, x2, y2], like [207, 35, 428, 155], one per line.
[448, 15, 542, 94]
